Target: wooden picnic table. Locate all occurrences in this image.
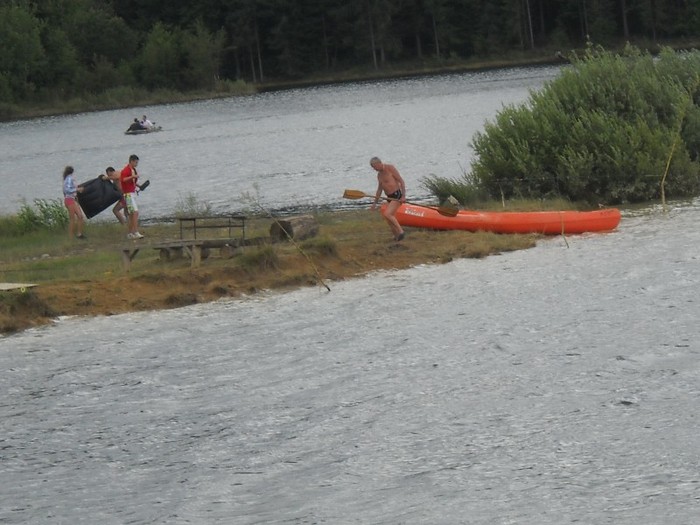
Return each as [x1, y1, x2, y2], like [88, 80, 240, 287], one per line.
[178, 214, 246, 241]
[119, 214, 247, 271]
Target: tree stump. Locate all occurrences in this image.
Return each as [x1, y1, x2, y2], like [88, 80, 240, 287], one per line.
[269, 215, 319, 242]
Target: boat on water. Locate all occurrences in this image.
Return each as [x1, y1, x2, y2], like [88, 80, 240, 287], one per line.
[124, 125, 163, 135]
[387, 203, 621, 234]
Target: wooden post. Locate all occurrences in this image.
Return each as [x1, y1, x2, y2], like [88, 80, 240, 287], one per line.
[191, 245, 202, 267]
[121, 247, 140, 272]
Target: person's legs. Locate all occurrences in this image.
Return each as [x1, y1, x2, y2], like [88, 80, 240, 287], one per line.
[68, 210, 76, 237]
[65, 198, 84, 237]
[125, 193, 141, 236]
[76, 207, 84, 237]
[382, 200, 404, 239]
[65, 198, 74, 237]
[112, 201, 127, 225]
[130, 210, 140, 235]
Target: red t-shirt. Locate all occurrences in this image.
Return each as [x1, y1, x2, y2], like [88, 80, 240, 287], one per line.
[120, 164, 137, 193]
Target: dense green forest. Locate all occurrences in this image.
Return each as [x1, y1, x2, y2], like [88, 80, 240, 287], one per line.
[2, 0, 700, 113]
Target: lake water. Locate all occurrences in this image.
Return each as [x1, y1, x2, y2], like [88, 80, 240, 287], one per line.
[2, 199, 700, 523]
[2, 67, 699, 524]
[0, 65, 560, 218]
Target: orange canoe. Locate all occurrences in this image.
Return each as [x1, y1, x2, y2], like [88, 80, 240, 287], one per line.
[387, 204, 621, 235]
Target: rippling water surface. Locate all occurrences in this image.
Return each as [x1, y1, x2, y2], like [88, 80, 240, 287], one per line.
[2, 199, 700, 523]
[0, 65, 560, 217]
[2, 65, 699, 523]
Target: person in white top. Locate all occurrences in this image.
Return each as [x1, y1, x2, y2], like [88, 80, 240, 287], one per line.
[140, 115, 154, 129]
[62, 166, 86, 239]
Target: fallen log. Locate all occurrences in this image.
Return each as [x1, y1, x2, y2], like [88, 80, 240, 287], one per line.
[269, 215, 319, 242]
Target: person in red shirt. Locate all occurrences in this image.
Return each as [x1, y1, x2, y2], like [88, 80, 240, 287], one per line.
[120, 154, 144, 239]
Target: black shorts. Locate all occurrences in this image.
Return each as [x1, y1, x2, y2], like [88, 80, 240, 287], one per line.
[387, 189, 402, 200]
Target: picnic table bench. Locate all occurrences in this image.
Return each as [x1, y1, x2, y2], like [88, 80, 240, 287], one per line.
[178, 214, 246, 241]
[119, 214, 247, 271]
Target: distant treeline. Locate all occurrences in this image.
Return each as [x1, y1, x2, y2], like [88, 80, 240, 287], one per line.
[2, 0, 700, 107]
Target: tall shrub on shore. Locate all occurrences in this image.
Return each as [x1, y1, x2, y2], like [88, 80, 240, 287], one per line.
[15, 199, 68, 233]
[433, 45, 700, 205]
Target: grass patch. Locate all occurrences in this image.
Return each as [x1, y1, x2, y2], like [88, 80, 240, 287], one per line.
[0, 290, 57, 333]
[174, 192, 214, 217]
[165, 293, 199, 307]
[299, 236, 338, 257]
[237, 245, 279, 271]
[474, 198, 578, 211]
[1, 252, 120, 283]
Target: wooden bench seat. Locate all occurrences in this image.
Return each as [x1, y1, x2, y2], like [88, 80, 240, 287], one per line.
[152, 239, 239, 263]
[121, 240, 240, 271]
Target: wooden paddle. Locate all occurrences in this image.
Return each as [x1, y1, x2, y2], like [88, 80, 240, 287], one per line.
[342, 189, 459, 217]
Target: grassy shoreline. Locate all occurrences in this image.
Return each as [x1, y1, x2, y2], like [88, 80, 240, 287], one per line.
[0, 209, 540, 335]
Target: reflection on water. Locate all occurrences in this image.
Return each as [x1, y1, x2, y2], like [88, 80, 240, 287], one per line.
[2, 201, 699, 523]
[0, 66, 561, 217]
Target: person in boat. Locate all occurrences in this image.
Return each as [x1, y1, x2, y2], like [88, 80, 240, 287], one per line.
[120, 154, 144, 239]
[62, 165, 86, 239]
[140, 115, 154, 129]
[370, 156, 406, 241]
[127, 118, 145, 132]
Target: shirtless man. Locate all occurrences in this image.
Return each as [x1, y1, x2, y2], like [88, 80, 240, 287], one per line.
[100, 166, 127, 225]
[370, 156, 406, 241]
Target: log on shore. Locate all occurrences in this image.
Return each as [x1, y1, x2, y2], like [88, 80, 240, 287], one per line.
[269, 215, 319, 242]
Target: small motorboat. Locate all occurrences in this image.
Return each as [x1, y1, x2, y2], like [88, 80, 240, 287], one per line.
[125, 125, 163, 135]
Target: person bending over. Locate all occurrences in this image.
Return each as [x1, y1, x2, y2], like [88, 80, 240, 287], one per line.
[370, 156, 406, 241]
[100, 166, 127, 225]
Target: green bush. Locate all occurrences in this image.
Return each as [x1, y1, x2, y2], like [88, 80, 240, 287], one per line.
[428, 45, 700, 205]
[422, 173, 489, 206]
[0, 215, 22, 236]
[16, 198, 68, 233]
[174, 192, 213, 217]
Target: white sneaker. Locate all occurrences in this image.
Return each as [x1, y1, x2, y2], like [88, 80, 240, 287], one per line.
[134, 232, 145, 239]
[127, 233, 135, 239]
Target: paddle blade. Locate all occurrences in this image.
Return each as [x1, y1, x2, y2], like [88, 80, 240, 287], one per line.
[139, 179, 150, 191]
[343, 189, 369, 200]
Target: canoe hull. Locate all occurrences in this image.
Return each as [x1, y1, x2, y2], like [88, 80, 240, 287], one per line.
[390, 204, 621, 234]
